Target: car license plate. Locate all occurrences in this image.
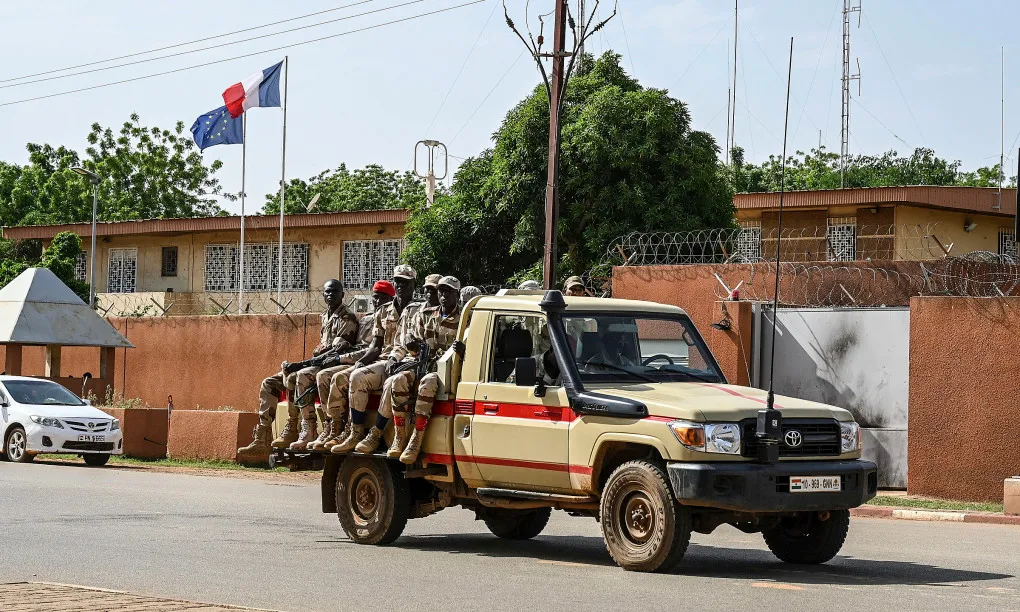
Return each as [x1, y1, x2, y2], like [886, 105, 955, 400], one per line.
[789, 476, 841, 492]
[78, 434, 105, 442]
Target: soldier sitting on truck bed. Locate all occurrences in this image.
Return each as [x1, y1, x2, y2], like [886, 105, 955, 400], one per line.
[330, 265, 424, 454]
[236, 280, 358, 461]
[363, 275, 463, 463]
[305, 280, 395, 452]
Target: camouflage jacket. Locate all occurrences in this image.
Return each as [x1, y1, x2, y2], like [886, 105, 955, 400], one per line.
[318, 304, 359, 354]
[406, 304, 462, 366]
[374, 299, 424, 360]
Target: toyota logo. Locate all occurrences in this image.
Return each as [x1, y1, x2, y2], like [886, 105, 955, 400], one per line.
[784, 430, 803, 447]
[88, 422, 95, 429]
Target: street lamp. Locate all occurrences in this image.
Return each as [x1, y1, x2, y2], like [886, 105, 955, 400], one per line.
[71, 167, 101, 308]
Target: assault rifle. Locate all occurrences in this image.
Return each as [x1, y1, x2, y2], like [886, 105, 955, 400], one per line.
[391, 341, 431, 410]
[283, 342, 353, 375]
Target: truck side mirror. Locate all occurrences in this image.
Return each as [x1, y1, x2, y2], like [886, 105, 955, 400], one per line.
[513, 357, 537, 388]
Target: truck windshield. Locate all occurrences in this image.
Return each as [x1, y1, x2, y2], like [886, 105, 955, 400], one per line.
[562, 313, 724, 384]
[2, 380, 86, 406]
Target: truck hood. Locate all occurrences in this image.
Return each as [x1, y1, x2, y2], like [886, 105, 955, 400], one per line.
[586, 382, 853, 422]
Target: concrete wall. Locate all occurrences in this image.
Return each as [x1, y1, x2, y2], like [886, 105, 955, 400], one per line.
[908, 296, 1020, 502]
[895, 205, 1012, 257]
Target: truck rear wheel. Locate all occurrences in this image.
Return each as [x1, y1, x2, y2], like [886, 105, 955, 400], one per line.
[483, 508, 552, 540]
[336, 456, 409, 545]
[599, 460, 691, 573]
[762, 510, 850, 564]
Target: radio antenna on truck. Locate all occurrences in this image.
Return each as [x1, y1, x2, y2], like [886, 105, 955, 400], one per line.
[756, 37, 794, 464]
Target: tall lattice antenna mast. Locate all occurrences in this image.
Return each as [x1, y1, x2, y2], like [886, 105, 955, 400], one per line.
[841, 0, 861, 187]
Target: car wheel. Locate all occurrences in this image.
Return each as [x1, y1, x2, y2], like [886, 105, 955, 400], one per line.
[599, 460, 691, 573]
[483, 508, 552, 540]
[83, 454, 111, 467]
[335, 456, 409, 545]
[5, 427, 34, 463]
[762, 510, 850, 564]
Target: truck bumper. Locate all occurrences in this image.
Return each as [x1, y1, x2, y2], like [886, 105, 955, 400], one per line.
[666, 460, 878, 513]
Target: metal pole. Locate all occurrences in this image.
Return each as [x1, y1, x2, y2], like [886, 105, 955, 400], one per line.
[239, 112, 247, 315]
[542, 0, 568, 290]
[88, 185, 98, 308]
[1015, 149, 1019, 259]
[731, 0, 738, 156]
[277, 56, 289, 310]
[998, 46, 1004, 210]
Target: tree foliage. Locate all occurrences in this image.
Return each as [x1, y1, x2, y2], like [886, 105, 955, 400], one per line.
[404, 52, 735, 285]
[0, 232, 89, 302]
[263, 163, 426, 215]
[729, 146, 1017, 192]
[0, 114, 227, 229]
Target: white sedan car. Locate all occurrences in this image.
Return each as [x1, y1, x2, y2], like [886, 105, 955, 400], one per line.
[0, 376, 123, 466]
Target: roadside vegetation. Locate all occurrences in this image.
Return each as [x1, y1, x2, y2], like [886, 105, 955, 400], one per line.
[38, 454, 287, 473]
[869, 495, 1004, 514]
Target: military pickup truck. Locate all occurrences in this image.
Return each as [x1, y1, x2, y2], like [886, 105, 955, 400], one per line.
[321, 291, 877, 573]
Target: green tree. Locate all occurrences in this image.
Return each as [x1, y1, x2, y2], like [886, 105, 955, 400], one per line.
[263, 163, 426, 215]
[0, 114, 229, 229]
[404, 52, 735, 285]
[0, 232, 88, 302]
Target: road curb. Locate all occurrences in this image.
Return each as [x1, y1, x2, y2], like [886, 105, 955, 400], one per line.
[852, 506, 1020, 525]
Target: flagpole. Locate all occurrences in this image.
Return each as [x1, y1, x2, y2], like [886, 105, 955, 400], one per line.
[239, 112, 247, 315]
[276, 56, 289, 311]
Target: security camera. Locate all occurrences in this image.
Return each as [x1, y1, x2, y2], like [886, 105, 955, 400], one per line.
[964, 221, 978, 232]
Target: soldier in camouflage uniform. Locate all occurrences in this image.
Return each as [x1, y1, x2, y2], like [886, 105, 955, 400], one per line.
[563, 275, 587, 297]
[331, 265, 424, 454]
[422, 273, 442, 308]
[365, 275, 463, 463]
[236, 280, 357, 461]
[306, 280, 395, 451]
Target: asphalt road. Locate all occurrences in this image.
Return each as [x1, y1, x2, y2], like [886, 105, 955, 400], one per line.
[2, 461, 1018, 612]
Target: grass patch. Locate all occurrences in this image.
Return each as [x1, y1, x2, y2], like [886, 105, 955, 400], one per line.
[869, 495, 1003, 514]
[39, 454, 288, 473]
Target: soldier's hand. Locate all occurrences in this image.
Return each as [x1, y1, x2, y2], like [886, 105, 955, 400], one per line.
[281, 361, 290, 372]
[452, 340, 466, 359]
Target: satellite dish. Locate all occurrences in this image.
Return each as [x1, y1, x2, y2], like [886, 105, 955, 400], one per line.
[306, 193, 321, 212]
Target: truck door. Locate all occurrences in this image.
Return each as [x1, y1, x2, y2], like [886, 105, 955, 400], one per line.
[470, 313, 572, 492]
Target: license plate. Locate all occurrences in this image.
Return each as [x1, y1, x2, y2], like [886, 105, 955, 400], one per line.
[789, 476, 841, 492]
[78, 434, 105, 442]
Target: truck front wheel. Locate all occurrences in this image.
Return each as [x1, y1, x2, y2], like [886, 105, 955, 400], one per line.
[762, 510, 850, 564]
[336, 456, 409, 545]
[599, 460, 691, 573]
[483, 508, 552, 540]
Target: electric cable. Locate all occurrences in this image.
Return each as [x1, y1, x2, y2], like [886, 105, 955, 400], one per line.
[449, 50, 526, 146]
[667, 20, 729, 90]
[0, 1, 486, 108]
[791, 3, 839, 144]
[862, 12, 927, 146]
[747, 24, 822, 137]
[618, 5, 636, 75]
[851, 98, 909, 147]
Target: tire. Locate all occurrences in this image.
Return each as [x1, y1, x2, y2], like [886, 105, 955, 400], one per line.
[599, 460, 691, 573]
[5, 427, 34, 463]
[762, 510, 850, 565]
[335, 456, 409, 545]
[83, 454, 110, 467]
[483, 508, 552, 540]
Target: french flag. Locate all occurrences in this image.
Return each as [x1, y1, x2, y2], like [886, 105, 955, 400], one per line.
[222, 61, 283, 118]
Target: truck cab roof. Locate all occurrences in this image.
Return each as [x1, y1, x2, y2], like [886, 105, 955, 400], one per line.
[471, 293, 690, 317]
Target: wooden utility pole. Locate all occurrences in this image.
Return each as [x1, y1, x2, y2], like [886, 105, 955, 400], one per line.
[542, 0, 568, 290]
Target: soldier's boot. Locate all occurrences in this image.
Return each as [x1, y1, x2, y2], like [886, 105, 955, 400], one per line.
[322, 416, 348, 451]
[288, 418, 319, 451]
[354, 426, 384, 454]
[271, 419, 299, 449]
[237, 422, 272, 459]
[306, 418, 334, 451]
[386, 414, 410, 459]
[331, 423, 364, 454]
[400, 424, 427, 465]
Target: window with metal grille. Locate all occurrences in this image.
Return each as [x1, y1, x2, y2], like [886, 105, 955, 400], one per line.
[75, 252, 87, 282]
[204, 243, 309, 292]
[204, 244, 237, 292]
[271, 243, 310, 291]
[107, 248, 137, 293]
[736, 221, 762, 262]
[1000, 228, 1017, 257]
[342, 240, 404, 290]
[161, 246, 178, 277]
[826, 217, 857, 262]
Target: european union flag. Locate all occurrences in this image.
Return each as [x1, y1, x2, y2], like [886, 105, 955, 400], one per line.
[190, 105, 244, 151]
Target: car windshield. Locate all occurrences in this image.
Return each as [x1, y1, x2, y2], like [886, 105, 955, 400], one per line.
[562, 313, 724, 384]
[3, 380, 85, 406]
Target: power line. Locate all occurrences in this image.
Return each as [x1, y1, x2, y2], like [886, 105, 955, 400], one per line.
[0, 1, 486, 108]
[746, 24, 823, 136]
[450, 50, 526, 145]
[1, 0, 383, 84]
[617, 4, 636, 75]
[667, 20, 729, 90]
[861, 12, 926, 146]
[791, 3, 839, 143]
[851, 97, 909, 147]
[0, 0, 427, 90]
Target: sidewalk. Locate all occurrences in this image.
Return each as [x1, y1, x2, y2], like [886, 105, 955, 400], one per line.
[853, 491, 1020, 526]
[0, 582, 277, 612]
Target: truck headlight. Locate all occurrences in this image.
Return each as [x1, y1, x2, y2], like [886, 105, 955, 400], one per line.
[110, 419, 120, 431]
[840, 421, 861, 453]
[668, 421, 741, 455]
[30, 415, 64, 428]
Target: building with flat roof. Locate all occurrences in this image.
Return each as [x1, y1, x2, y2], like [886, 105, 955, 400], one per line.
[1, 209, 408, 315]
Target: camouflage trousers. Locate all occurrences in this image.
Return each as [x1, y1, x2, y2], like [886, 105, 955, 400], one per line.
[349, 360, 390, 416]
[318, 349, 368, 420]
[258, 368, 316, 425]
[380, 370, 440, 425]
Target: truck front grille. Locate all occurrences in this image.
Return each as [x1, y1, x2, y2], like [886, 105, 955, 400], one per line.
[740, 418, 841, 458]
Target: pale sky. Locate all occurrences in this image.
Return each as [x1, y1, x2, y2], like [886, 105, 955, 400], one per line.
[1, 0, 1018, 216]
